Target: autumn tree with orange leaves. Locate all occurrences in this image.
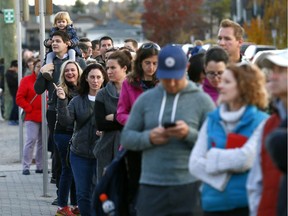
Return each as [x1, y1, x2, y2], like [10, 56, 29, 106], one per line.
[243, 0, 287, 48]
[243, 19, 269, 45]
[142, 0, 205, 46]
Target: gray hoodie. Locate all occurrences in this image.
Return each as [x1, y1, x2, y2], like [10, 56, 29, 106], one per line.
[121, 81, 215, 185]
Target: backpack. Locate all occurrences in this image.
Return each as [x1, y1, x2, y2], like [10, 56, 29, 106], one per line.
[93, 149, 141, 216]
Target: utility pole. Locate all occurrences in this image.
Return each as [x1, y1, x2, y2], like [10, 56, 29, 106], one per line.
[16, 0, 30, 163]
[38, 0, 49, 197]
[1, 1, 17, 120]
[36, 0, 54, 198]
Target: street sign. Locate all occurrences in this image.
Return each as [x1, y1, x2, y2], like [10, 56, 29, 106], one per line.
[3, 9, 14, 24]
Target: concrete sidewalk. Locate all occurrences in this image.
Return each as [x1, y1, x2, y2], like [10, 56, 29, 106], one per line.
[0, 120, 57, 216]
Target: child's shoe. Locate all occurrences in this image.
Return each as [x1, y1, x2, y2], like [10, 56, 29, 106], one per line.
[42, 71, 53, 81]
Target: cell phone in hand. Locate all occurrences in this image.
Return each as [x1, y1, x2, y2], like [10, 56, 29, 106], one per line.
[163, 122, 176, 128]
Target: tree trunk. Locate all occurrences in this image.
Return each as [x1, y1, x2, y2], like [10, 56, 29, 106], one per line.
[0, 0, 17, 119]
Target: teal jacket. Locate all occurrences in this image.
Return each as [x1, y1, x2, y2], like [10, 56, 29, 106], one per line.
[202, 105, 268, 211]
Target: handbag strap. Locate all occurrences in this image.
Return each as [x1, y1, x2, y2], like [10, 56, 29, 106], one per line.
[29, 94, 38, 104]
[21, 94, 38, 113]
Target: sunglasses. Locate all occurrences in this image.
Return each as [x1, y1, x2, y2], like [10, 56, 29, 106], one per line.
[206, 71, 223, 78]
[106, 47, 119, 53]
[141, 43, 161, 51]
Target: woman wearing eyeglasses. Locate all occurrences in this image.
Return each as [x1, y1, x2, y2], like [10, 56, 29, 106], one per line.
[189, 63, 269, 216]
[203, 46, 229, 104]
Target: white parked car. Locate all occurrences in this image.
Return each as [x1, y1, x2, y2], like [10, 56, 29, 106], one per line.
[244, 45, 276, 61]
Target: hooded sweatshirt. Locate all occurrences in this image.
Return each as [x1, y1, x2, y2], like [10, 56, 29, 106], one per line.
[121, 81, 215, 185]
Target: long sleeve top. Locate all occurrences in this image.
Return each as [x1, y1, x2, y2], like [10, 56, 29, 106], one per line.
[57, 95, 99, 159]
[44, 24, 79, 48]
[189, 104, 268, 212]
[116, 79, 156, 125]
[121, 82, 215, 186]
[34, 56, 86, 111]
[16, 72, 42, 122]
[5, 69, 18, 97]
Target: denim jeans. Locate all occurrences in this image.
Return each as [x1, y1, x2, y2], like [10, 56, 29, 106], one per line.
[54, 133, 75, 207]
[70, 151, 97, 216]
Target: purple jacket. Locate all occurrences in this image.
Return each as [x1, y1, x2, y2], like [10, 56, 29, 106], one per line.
[202, 78, 219, 105]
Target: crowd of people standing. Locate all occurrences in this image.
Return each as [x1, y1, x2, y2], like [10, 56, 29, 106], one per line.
[2, 12, 286, 216]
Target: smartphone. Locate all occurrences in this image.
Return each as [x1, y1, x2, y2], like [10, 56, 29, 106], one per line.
[163, 122, 176, 128]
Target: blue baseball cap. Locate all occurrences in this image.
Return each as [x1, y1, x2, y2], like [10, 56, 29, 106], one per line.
[156, 44, 188, 80]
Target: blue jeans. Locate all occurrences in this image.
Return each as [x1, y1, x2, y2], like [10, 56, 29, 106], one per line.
[70, 151, 97, 216]
[54, 133, 75, 207]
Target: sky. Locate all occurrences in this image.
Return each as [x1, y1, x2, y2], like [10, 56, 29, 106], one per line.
[28, 0, 123, 6]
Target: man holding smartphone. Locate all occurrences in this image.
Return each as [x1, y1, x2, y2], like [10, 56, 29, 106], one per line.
[121, 44, 215, 216]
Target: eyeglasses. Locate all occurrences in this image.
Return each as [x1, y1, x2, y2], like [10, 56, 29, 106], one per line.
[141, 43, 161, 51]
[106, 47, 119, 53]
[206, 71, 223, 78]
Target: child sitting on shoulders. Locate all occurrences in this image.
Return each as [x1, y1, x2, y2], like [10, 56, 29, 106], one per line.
[43, 11, 81, 80]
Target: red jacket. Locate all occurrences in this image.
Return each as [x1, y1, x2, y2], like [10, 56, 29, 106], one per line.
[257, 114, 282, 216]
[16, 72, 42, 122]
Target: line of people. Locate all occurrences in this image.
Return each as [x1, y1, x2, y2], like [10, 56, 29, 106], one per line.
[13, 13, 287, 216]
[28, 12, 161, 214]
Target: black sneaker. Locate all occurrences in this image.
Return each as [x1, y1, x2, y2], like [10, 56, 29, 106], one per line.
[50, 177, 56, 184]
[51, 197, 58, 206]
[35, 169, 43, 174]
[22, 170, 30, 175]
